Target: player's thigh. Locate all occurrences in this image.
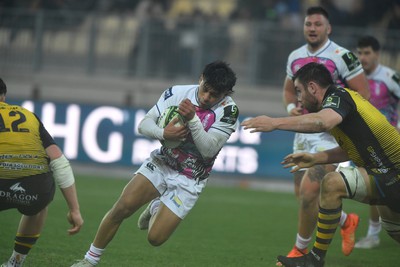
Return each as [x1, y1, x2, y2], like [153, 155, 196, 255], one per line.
[377, 205, 400, 221]
[293, 170, 305, 189]
[300, 164, 336, 194]
[148, 202, 181, 244]
[117, 173, 160, 213]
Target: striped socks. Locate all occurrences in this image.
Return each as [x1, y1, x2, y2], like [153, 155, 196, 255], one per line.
[84, 243, 105, 265]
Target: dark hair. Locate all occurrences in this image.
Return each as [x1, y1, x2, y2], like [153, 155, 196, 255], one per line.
[357, 35, 380, 52]
[0, 78, 6, 95]
[201, 60, 236, 95]
[306, 6, 329, 21]
[293, 62, 334, 88]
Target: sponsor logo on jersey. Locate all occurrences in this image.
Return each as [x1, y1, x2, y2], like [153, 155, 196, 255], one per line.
[342, 52, 360, 72]
[220, 105, 239, 124]
[323, 96, 340, 108]
[163, 87, 173, 100]
[202, 113, 211, 129]
[386, 175, 400, 186]
[367, 146, 387, 174]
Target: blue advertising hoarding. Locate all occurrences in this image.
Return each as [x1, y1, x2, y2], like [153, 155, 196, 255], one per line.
[9, 99, 294, 180]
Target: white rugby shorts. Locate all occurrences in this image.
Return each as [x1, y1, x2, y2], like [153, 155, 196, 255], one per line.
[136, 150, 208, 219]
[293, 132, 339, 171]
[293, 132, 338, 153]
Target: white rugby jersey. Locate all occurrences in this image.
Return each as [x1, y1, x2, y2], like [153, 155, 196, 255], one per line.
[367, 64, 400, 126]
[155, 84, 239, 180]
[287, 39, 363, 87]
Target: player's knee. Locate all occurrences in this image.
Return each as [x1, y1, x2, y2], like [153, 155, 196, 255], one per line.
[110, 200, 136, 221]
[147, 233, 167, 247]
[320, 172, 341, 194]
[300, 182, 320, 200]
[299, 188, 319, 209]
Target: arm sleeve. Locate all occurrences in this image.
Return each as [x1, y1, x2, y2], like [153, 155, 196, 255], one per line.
[50, 154, 75, 188]
[188, 115, 230, 159]
[138, 105, 164, 140]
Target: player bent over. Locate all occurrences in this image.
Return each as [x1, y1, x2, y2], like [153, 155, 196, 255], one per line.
[242, 62, 400, 267]
[0, 78, 83, 267]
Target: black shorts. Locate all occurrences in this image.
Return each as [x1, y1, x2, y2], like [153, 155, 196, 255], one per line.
[0, 172, 55, 216]
[372, 174, 400, 213]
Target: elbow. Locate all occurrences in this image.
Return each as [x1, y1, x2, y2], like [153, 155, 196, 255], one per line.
[200, 150, 215, 160]
[138, 121, 145, 135]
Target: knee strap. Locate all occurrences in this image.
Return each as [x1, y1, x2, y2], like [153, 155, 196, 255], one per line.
[337, 166, 367, 202]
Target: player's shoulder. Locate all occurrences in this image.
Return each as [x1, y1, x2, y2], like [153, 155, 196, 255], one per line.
[220, 96, 238, 108]
[378, 65, 400, 84]
[288, 44, 308, 60]
[162, 84, 197, 99]
[328, 41, 355, 59]
[326, 41, 361, 74]
[2, 102, 30, 113]
[215, 96, 239, 122]
[380, 64, 397, 75]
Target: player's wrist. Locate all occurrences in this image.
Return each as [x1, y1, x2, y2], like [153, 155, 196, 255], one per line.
[286, 103, 296, 114]
[188, 114, 200, 124]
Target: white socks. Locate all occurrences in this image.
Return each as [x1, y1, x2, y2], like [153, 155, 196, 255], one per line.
[367, 219, 381, 237]
[295, 233, 312, 250]
[339, 211, 347, 227]
[84, 243, 105, 265]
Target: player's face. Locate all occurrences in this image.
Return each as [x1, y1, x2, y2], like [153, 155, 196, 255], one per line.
[357, 46, 379, 74]
[303, 14, 331, 50]
[294, 80, 320, 112]
[198, 80, 227, 109]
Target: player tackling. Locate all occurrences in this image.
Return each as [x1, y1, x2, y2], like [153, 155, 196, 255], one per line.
[242, 62, 400, 267]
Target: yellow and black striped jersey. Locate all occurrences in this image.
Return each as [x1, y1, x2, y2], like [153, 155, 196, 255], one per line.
[0, 102, 55, 179]
[322, 86, 400, 177]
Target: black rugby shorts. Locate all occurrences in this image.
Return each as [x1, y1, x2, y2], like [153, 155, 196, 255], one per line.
[0, 172, 55, 215]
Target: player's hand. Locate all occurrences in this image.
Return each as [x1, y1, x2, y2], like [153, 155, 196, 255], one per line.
[289, 106, 303, 116]
[163, 117, 188, 141]
[281, 152, 316, 173]
[241, 115, 276, 133]
[67, 210, 84, 235]
[178, 98, 196, 121]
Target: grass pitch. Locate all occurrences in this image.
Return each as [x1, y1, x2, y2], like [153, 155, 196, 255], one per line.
[0, 175, 398, 266]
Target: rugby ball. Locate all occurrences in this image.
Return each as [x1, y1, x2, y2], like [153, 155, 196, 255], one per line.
[157, 106, 185, 148]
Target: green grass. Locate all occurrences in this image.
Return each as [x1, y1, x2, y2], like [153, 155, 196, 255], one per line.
[0, 175, 398, 267]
